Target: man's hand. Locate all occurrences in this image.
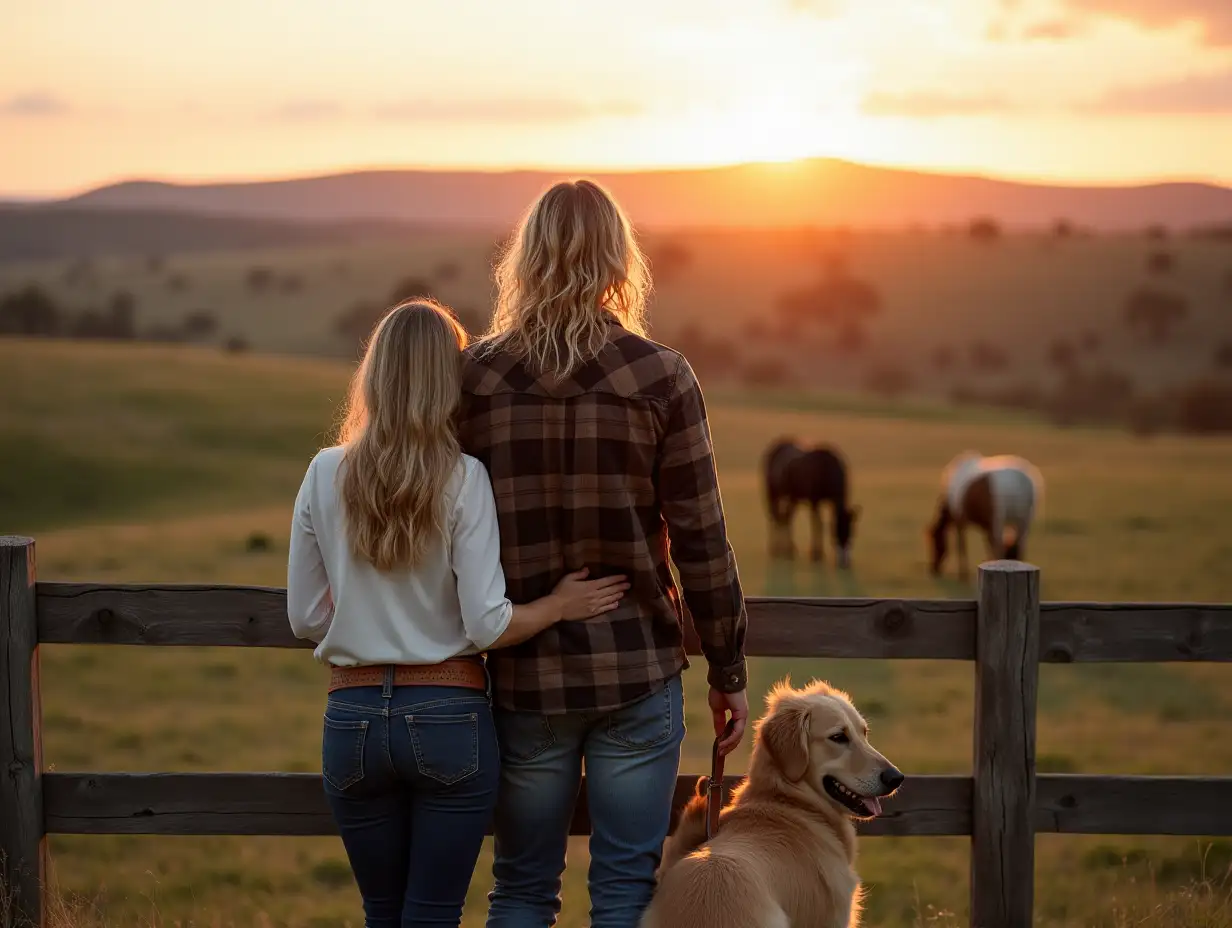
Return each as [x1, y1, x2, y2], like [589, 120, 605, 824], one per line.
[708, 686, 749, 757]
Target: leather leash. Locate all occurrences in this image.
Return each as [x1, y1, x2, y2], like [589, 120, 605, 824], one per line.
[705, 719, 736, 842]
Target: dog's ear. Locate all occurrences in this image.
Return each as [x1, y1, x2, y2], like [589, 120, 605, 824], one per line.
[761, 703, 811, 782]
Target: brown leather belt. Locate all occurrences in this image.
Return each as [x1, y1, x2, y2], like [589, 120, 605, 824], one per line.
[328, 659, 487, 693]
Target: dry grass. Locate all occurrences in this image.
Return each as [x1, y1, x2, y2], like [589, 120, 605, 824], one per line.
[4, 340, 1232, 926]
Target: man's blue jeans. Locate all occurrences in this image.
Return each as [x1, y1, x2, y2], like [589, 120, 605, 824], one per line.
[322, 682, 500, 927]
[485, 673, 685, 928]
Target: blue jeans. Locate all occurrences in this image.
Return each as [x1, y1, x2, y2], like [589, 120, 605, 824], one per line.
[486, 674, 685, 928]
[322, 682, 500, 928]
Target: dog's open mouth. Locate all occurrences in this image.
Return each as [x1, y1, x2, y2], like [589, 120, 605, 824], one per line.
[822, 775, 882, 818]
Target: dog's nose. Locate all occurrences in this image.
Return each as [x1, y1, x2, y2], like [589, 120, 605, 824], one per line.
[880, 767, 905, 791]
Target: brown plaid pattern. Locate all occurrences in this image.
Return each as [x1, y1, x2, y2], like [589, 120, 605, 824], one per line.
[458, 317, 748, 714]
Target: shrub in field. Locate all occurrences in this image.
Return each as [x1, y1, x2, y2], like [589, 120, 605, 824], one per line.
[776, 261, 881, 332]
[1052, 218, 1073, 239]
[968, 216, 1001, 243]
[1047, 338, 1076, 370]
[1216, 342, 1232, 370]
[334, 300, 382, 345]
[968, 339, 1010, 373]
[245, 266, 274, 292]
[1147, 251, 1175, 276]
[387, 276, 435, 305]
[1172, 378, 1232, 434]
[181, 310, 219, 341]
[863, 363, 914, 398]
[1124, 287, 1188, 345]
[647, 239, 693, 285]
[0, 284, 63, 335]
[931, 345, 955, 371]
[165, 272, 191, 293]
[1049, 368, 1136, 426]
[742, 357, 794, 388]
[222, 335, 249, 354]
[433, 259, 461, 282]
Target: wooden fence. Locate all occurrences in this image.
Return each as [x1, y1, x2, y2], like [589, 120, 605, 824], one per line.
[3, 533, 1232, 927]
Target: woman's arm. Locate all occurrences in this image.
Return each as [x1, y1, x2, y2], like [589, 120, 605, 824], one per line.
[287, 455, 335, 643]
[452, 460, 627, 650]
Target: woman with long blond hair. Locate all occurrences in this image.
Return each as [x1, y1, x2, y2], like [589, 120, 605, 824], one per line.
[287, 299, 628, 928]
[458, 181, 749, 928]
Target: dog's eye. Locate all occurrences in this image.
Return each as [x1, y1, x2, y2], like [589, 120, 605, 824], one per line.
[829, 731, 849, 744]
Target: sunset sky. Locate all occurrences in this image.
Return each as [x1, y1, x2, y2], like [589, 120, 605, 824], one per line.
[3, 0, 1231, 196]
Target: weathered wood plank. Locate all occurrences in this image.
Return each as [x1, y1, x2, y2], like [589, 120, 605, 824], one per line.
[37, 584, 978, 658]
[42, 772, 1232, 837]
[36, 583, 1232, 662]
[1, 536, 45, 928]
[1037, 775, 1232, 835]
[971, 561, 1040, 928]
[37, 583, 309, 649]
[1040, 602, 1232, 662]
[43, 772, 972, 837]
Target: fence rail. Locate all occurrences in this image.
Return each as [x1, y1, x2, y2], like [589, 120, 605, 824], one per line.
[4, 535, 1232, 928]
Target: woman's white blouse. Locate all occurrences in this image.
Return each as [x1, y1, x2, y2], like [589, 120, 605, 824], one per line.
[287, 446, 514, 666]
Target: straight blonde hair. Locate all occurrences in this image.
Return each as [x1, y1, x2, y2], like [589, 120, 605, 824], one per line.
[482, 179, 651, 378]
[337, 300, 468, 571]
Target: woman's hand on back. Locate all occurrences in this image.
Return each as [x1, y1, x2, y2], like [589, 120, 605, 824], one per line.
[552, 568, 629, 620]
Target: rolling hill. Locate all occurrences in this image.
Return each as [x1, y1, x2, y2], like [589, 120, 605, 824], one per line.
[55, 158, 1232, 231]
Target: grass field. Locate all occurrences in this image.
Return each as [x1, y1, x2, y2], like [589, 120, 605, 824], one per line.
[3, 338, 1232, 927]
[4, 228, 1231, 399]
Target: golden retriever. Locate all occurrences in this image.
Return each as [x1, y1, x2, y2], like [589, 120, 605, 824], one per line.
[641, 680, 903, 928]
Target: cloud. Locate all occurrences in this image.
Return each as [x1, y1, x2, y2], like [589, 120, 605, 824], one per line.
[861, 90, 1011, 118]
[0, 92, 70, 117]
[1022, 19, 1082, 40]
[374, 97, 640, 124]
[1063, 0, 1232, 45]
[787, 0, 845, 16]
[273, 99, 346, 122]
[1091, 68, 1232, 113]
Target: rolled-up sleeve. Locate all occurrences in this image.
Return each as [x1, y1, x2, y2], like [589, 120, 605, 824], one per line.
[659, 354, 748, 692]
[451, 459, 514, 651]
[287, 456, 335, 643]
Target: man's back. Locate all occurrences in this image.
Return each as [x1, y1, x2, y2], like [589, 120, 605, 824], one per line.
[458, 317, 746, 714]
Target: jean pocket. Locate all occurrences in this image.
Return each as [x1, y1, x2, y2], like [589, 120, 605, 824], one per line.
[493, 711, 555, 763]
[607, 683, 678, 749]
[406, 714, 479, 785]
[322, 716, 369, 791]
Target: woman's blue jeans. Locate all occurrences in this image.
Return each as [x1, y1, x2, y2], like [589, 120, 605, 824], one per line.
[322, 680, 500, 928]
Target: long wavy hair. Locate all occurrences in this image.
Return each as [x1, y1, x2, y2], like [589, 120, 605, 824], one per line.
[337, 300, 468, 571]
[481, 179, 651, 378]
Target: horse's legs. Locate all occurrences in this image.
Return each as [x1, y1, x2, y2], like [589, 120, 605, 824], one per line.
[956, 522, 969, 579]
[809, 503, 824, 563]
[769, 497, 795, 559]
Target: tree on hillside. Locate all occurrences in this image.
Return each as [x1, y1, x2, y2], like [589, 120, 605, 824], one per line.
[0, 285, 62, 335]
[335, 300, 383, 346]
[1123, 286, 1188, 345]
[931, 345, 955, 372]
[968, 217, 1001, 244]
[775, 257, 881, 343]
[647, 239, 693, 286]
[1047, 338, 1076, 371]
[968, 339, 1009, 373]
[1146, 251, 1175, 276]
[388, 276, 435, 306]
[1052, 219, 1073, 240]
[182, 310, 220, 341]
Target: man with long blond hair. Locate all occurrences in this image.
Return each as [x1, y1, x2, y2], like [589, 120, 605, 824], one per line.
[458, 181, 749, 928]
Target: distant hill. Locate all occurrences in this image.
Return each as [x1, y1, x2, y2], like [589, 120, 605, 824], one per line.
[0, 206, 419, 262]
[58, 159, 1232, 230]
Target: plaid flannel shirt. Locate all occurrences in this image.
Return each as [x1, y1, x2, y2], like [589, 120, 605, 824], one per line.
[457, 317, 748, 714]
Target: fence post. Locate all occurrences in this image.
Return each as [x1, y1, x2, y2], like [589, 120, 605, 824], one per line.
[971, 560, 1039, 928]
[1, 536, 44, 928]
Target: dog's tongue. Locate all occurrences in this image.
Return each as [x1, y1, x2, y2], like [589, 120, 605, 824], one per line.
[861, 796, 883, 817]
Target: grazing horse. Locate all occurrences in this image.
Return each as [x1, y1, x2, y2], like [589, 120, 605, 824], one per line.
[928, 451, 1043, 578]
[764, 439, 861, 568]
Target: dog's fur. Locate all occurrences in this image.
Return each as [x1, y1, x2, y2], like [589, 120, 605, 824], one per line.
[641, 680, 902, 928]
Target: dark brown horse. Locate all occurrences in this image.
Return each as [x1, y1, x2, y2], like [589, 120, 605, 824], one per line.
[763, 439, 861, 568]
